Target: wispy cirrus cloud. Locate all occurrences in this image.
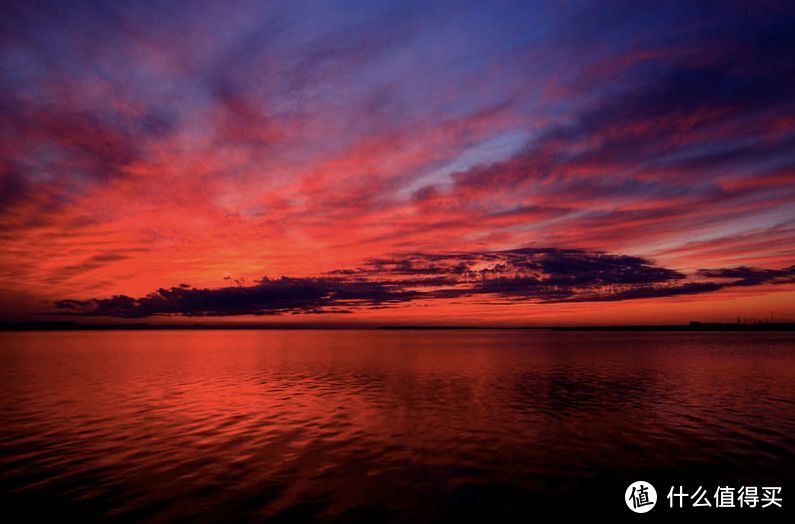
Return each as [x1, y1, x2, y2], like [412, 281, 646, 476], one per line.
[1, 1, 794, 322]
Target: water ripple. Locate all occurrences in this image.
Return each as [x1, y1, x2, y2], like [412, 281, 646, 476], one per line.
[1, 330, 793, 521]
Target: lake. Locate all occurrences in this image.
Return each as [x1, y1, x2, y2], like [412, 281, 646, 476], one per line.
[1, 330, 793, 521]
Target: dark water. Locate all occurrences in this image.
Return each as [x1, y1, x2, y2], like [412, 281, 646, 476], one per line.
[1, 330, 793, 522]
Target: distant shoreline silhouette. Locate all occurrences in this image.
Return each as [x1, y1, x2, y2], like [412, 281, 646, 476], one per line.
[1, 321, 793, 332]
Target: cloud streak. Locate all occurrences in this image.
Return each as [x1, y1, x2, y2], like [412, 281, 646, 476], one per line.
[1, 1, 794, 322]
[54, 247, 795, 317]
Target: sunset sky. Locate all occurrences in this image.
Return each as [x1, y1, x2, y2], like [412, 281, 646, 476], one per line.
[1, 0, 793, 325]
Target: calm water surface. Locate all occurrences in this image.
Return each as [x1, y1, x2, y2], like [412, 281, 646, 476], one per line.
[1, 330, 793, 521]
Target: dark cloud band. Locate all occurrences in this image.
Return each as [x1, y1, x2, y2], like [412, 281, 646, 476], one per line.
[54, 247, 794, 317]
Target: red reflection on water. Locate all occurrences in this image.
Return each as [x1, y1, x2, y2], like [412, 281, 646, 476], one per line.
[1, 330, 794, 521]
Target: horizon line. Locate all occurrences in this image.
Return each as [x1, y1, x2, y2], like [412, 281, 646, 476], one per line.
[2, 321, 794, 332]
